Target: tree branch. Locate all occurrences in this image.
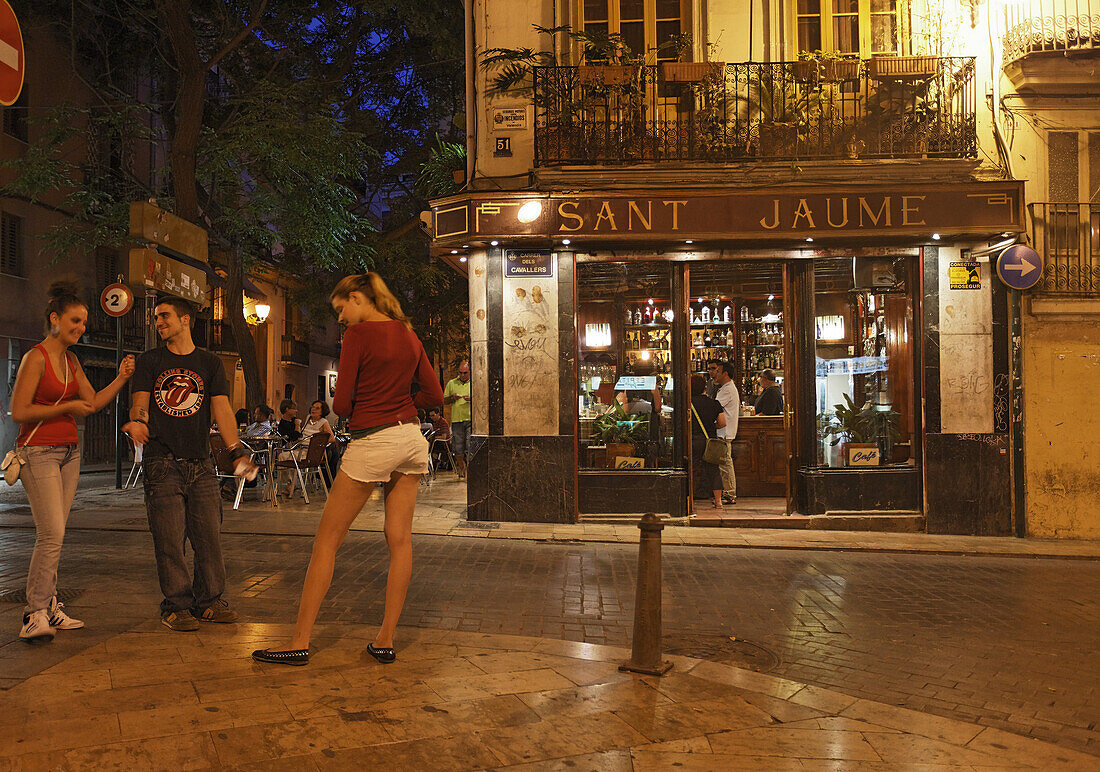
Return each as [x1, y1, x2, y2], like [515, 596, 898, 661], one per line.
[206, 0, 269, 70]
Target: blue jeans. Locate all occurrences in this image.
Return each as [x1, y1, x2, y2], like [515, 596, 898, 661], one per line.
[450, 420, 471, 456]
[142, 455, 227, 614]
[21, 445, 80, 613]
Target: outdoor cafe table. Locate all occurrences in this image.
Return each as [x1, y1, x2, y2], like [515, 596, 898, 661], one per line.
[244, 434, 286, 507]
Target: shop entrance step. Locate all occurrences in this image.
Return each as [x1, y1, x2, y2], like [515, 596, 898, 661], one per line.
[688, 511, 925, 532]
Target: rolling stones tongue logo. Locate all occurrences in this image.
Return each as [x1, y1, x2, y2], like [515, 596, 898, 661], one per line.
[153, 368, 205, 418]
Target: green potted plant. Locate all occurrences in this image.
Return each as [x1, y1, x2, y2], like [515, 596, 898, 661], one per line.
[821, 394, 875, 466]
[592, 400, 649, 468]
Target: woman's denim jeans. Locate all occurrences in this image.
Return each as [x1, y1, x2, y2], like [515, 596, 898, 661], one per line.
[21, 444, 80, 613]
[142, 455, 227, 614]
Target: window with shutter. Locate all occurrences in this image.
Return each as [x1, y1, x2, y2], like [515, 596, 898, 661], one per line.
[0, 212, 24, 277]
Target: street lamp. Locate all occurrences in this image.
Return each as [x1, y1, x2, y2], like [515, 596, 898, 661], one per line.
[247, 303, 270, 325]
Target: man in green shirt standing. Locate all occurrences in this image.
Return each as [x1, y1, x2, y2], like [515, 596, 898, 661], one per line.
[443, 360, 472, 480]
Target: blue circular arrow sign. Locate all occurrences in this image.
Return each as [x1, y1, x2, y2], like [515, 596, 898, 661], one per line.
[996, 244, 1043, 290]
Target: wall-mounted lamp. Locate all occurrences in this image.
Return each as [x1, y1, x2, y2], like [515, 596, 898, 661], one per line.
[247, 303, 271, 325]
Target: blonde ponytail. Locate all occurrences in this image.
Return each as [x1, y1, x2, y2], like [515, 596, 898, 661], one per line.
[331, 272, 412, 329]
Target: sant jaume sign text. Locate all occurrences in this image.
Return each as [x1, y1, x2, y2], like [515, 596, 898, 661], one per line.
[433, 182, 1024, 243]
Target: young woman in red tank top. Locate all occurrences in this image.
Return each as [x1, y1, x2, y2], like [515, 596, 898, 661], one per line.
[253, 272, 444, 666]
[9, 281, 135, 643]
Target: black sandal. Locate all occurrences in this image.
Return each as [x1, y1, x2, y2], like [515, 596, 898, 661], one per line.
[366, 643, 396, 664]
[251, 648, 309, 666]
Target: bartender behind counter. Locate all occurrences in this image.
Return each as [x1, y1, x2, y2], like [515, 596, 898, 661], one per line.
[754, 369, 784, 416]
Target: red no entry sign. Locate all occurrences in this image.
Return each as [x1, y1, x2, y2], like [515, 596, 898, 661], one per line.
[0, 0, 23, 107]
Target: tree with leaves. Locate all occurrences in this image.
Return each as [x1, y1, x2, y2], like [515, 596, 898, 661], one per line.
[6, 0, 466, 405]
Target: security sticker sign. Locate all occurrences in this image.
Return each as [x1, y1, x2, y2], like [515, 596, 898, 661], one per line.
[949, 261, 982, 290]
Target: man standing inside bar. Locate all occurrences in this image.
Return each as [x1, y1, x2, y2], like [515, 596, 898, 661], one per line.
[713, 361, 740, 505]
[444, 360, 472, 480]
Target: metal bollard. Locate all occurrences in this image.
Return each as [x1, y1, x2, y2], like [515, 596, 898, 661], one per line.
[619, 512, 673, 676]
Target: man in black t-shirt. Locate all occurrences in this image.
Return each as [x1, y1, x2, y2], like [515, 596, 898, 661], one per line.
[754, 369, 785, 416]
[123, 297, 256, 632]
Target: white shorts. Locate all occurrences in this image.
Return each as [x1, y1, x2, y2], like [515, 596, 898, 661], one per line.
[340, 423, 430, 483]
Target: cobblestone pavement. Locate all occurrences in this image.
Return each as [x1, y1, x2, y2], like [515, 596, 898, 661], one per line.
[1, 524, 1097, 760]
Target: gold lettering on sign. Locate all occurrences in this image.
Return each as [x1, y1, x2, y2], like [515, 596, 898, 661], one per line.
[901, 195, 926, 226]
[858, 196, 891, 227]
[558, 201, 583, 232]
[662, 200, 688, 230]
[595, 201, 618, 231]
[627, 201, 652, 231]
[826, 198, 849, 228]
[792, 198, 816, 229]
[760, 200, 780, 230]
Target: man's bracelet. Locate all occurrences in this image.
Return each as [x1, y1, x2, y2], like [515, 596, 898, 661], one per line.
[132, 418, 148, 425]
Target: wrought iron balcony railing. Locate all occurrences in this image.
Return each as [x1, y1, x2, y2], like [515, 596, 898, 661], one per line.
[1003, 0, 1100, 64]
[1030, 203, 1100, 295]
[281, 335, 309, 367]
[532, 58, 976, 166]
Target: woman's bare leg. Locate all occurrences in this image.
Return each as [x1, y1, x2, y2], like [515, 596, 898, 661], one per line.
[373, 471, 419, 649]
[272, 471, 374, 651]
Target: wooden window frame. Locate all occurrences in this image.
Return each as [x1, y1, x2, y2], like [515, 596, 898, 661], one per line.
[578, 0, 692, 62]
[791, 0, 911, 59]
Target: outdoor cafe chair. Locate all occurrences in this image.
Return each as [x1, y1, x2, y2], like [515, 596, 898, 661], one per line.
[277, 433, 329, 504]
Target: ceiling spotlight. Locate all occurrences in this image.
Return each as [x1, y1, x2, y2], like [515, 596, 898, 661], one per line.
[697, 297, 703, 303]
[932, 233, 941, 240]
[685, 239, 694, 244]
[561, 238, 571, 245]
[805, 237, 814, 242]
[459, 256, 468, 263]
[768, 294, 775, 301]
[516, 200, 543, 223]
[490, 240, 499, 246]
[450, 249, 458, 254]
[462, 245, 469, 249]
[648, 298, 653, 305]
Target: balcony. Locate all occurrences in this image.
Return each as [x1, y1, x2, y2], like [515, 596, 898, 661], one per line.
[1003, 0, 1100, 64]
[1002, 1, 1100, 92]
[281, 335, 309, 367]
[531, 58, 976, 166]
[1030, 203, 1100, 295]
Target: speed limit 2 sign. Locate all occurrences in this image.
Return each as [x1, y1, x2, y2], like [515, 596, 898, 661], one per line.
[100, 283, 134, 317]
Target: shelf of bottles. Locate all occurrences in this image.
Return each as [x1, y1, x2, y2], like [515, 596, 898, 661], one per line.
[623, 301, 673, 374]
[688, 298, 735, 373]
[741, 312, 785, 398]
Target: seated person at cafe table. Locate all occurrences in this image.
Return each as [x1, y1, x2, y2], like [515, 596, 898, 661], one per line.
[242, 405, 277, 438]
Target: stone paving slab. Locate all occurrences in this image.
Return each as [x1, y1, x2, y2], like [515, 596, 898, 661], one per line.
[1, 624, 1095, 771]
[2, 476, 1099, 559]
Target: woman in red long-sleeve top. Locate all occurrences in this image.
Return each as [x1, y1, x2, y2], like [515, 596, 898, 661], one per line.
[253, 273, 444, 667]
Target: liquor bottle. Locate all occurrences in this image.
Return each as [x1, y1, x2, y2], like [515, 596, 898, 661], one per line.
[723, 303, 732, 323]
[703, 328, 711, 347]
[643, 306, 652, 324]
[711, 299, 721, 323]
[625, 307, 633, 325]
[688, 306, 695, 325]
[741, 305, 749, 322]
[633, 308, 642, 325]
[726, 329, 734, 347]
[701, 304, 710, 323]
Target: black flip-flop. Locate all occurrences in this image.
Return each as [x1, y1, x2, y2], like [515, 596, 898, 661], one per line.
[251, 648, 309, 666]
[366, 643, 396, 664]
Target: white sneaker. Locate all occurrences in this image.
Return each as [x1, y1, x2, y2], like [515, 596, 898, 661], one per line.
[19, 609, 56, 643]
[47, 597, 84, 630]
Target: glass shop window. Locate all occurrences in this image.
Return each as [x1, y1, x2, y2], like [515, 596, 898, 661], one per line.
[814, 257, 917, 468]
[577, 262, 678, 470]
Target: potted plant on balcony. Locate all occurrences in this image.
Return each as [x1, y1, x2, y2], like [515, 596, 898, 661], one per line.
[867, 54, 939, 80]
[592, 400, 649, 468]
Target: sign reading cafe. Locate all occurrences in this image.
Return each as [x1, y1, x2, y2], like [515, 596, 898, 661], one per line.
[432, 182, 1024, 243]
